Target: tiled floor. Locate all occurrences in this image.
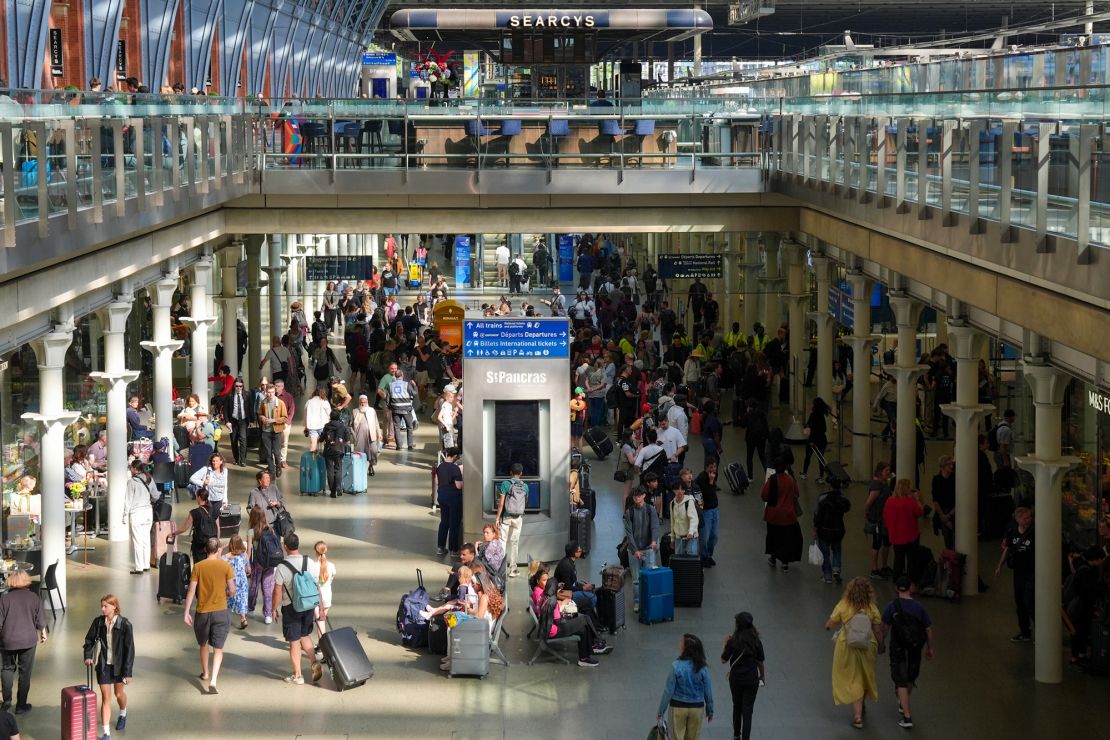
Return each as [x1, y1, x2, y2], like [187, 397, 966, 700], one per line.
[16, 387, 1110, 739]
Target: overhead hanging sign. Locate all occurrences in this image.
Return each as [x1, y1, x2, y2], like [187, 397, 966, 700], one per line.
[362, 51, 397, 66]
[49, 29, 63, 77]
[657, 254, 722, 279]
[454, 235, 472, 286]
[558, 235, 575, 283]
[463, 318, 570, 359]
[304, 256, 374, 281]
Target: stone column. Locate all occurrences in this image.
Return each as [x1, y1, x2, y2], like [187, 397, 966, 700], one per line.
[722, 234, 735, 330]
[1016, 362, 1078, 684]
[939, 322, 993, 593]
[845, 272, 879, 480]
[182, 256, 216, 410]
[783, 241, 808, 418]
[89, 299, 140, 542]
[741, 233, 761, 336]
[22, 327, 80, 606]
[140, 276, 184, 444]
[216, 242, 245, 380]
[810, 255, 835, 406]
[760, 233, 782, 331]
[264, 234, 286, 343]
[887, 291, 928, 482]
[245, 236, 264, 389]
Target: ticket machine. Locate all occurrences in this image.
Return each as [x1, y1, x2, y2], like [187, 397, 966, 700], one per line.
[461, 317, 571, 564]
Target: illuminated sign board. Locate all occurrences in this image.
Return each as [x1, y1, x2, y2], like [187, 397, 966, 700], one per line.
[506, 14, 597, 28]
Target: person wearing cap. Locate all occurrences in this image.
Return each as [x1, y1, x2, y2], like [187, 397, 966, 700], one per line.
[879, 577, 934, 729]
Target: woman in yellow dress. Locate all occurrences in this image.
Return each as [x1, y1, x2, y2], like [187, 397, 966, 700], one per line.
[824, 576, 883, 729]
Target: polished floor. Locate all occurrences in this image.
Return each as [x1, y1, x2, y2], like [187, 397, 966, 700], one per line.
[16, 383, 1110, 740]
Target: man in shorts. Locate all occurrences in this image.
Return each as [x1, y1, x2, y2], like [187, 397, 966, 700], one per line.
[272, 533, 322, 684]
[183, 538, 235, 694]
[880, 577, 935, 729]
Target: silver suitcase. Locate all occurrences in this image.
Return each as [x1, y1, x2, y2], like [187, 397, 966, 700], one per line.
[448, 618, 490, 678]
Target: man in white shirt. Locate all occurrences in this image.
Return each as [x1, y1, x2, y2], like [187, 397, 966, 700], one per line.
[495, 244, 511, 287]
[87, 430, 109, 472]
[667, 400, 690, 440]
[633, 428, 668, 477]
[654, 416, 687, 463]
[302, 386, 332, 453]
[572, 292, 595, 329]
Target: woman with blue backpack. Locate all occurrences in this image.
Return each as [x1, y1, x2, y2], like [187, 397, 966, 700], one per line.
[246, 507, 281, 625]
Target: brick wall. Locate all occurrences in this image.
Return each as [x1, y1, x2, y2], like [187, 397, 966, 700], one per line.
[120, 0, 142, 86]
[168, 0, 185, 89]
[48, 1, 85, 89]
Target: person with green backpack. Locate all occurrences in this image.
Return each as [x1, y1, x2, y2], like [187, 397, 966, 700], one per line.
[271, 533, 323, 685]
[496, 463, 528, 579]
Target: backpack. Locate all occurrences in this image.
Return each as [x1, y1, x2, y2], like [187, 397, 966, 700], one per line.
[508, 261, 520, 277]
[397, 578, 430, 648]
[987, 422, 1005, 452]
[192, 507, 218, 543]
[605, 383, 622, 409]
[891, 600, 928, 649]
[504, 479, 528, 516]
[322, 424, 347, 458]
[256, 528, 284, 569]
[281, 556, 322, 613]
[866, 485, 890, 525]
[845, 611, 873, 650]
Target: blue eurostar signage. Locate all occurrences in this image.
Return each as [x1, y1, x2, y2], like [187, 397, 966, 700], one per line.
[463, 318, 570, 359]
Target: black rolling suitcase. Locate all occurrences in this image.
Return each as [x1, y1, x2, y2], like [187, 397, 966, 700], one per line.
[218, 504, 241, 538]
[319, 622, 374, 691]
[584, 426, 613, 459]
[570, 508, 592, 555]
[173, 459, 190, 489]
[597, 587, 626, 633]
[157, 538, 190, 604]
[659, 533, 674, 567]
[428, 613, 449, 656]
[580, 488, 597, 521]
[670, 554, 704, 607]
[724, 462, 749, 495]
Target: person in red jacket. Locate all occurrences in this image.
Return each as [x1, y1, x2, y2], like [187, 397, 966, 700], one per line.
[761, 470, 802, 572]
[207, 365, 235, 421]
[883, 478, 925, 580]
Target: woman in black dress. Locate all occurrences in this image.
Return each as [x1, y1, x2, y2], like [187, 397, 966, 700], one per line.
[83, 594, 135, 736]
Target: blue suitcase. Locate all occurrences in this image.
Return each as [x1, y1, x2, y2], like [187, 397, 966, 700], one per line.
[342, 451, 368, 494]
[638, 567, 674, 625]
[299, 451, 326, 496]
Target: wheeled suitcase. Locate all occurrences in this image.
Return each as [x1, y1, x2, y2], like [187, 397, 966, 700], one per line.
[601, 564, 625, 592]
[428, 613, 449, 656]
[597, 587, 626, 633]
[173, 459, 191, 489]
[584, 426, 614, 459]
[61, 665, 98, 739]
[670, 554, 704, 607]
[935, 549, 965, 600]
[397, 569, 430, 648]
[218, 504, 242, 538]
[570, 508, 592, 556]
[157, 539, 190, 604]
[724, 462, 750, 495]
[319, 623, 374, 690]
[150, 520, 175, 567]
[342, 451, 369, 494]
[808, 444, 851, 488]
[299, 451, 326, 496]
[638, 567, 674, 624]
[570, 447, 584, 470]
[580, 488, 597, 521]
[448, 618, 491, 677]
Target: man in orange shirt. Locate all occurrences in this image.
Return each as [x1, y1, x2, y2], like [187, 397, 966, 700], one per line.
[182, 538, 235, 694]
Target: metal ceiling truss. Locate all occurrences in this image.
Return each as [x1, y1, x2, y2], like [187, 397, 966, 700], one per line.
[5, 0, 52, 89]
[219, 0, 255, 94]
[84, 0, 126, 86]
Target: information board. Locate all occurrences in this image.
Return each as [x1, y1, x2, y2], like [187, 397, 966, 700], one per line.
[557, 235, 574, 282]
[463, 318, 570, 359]
[304, 256, 373, 282]
[657, 254, 722, 279]
[454, 235, 472, 286]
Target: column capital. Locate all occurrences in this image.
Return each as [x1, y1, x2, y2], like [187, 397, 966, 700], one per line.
[21, 410, 81, 429]
[844, 334, 881, 353]
[181, 317, 217, 332]
[262, 264, 287, 275]
[811, 255, 834, 279]
[96, 300, 134, 335]
[148, 276, 179, 306]
[939, 402, 994, 425]
[1021, 362, 1071, 407]
[846, 271, 873, 297]
[89, 370, 141, 386]
[1015, 455, 1082, 487]
[30, 329, 74, 367]
[140, 339, 184, 356]
[215, 296, 246, 309]
[887, 364, 930, 385]
[945, 321, 985, 360]
[888, 291, 924, 328]
[807, 311, 836, 328]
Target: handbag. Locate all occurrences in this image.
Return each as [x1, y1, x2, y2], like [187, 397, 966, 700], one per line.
[808, 541, 825, 567]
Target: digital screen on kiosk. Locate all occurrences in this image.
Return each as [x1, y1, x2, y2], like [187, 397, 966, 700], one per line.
[491, 400, 544, 513]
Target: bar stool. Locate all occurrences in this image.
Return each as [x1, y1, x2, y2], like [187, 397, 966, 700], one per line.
[490, 119, 522, 167]
[334, 121, 362, 167]
[597, 119, 623, 166]
[625, 119, 655, 167]
[544, 119, 569, 167]
[465, 120, 493, 167]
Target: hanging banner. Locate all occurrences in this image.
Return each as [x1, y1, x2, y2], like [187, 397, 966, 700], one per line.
[454, 235, 472, 286]
[557, 235, 574, 283]
[463, 51, 480, 97]
[116, 40, 127, 80]
[49, 29, 63, 77]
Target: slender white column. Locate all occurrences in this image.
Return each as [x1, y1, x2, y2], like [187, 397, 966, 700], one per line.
[741, 233, 761, 336]
[264, 235, 286, 343]
[245, 237, 264, 389]
[89, 300, 140, 542]
[760, 234, 782, 331]
[216, 242, 245, 380]
[140, 276, 184, 444]
[887, 292, 928, 481]
[182, 257, 215, 410]
[845, 273, 879, 480]
[939, 322, 993, 594]
[810, 256, 835, 406]
[722, 235, 735, 330]
[783, 241, 808, 417]
[22, 328, 80, 605]
[1016, 363, 1077, 684]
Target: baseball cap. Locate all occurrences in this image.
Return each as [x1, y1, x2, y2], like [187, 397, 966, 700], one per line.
[895, 576, 912, 593]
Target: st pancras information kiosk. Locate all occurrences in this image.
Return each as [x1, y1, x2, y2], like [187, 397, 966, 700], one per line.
[461, 316, 571, 564]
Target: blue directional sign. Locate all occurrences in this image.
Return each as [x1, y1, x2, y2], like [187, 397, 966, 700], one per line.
[463, 318, 570, 359]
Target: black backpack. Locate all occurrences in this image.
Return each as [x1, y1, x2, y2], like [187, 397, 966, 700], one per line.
[508, 261, 520, 276]
[605, 383, 622, 409]
[256, 528, 284, 568]
[192, 507, 218, 542]
[891, 600, 928, 649]
[322, 424, 348, 457]
[987, 422, 1005, 452]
